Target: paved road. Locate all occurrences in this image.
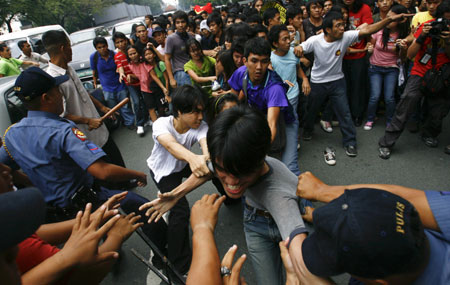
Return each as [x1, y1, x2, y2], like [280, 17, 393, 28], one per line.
[103, 116, 450, 285]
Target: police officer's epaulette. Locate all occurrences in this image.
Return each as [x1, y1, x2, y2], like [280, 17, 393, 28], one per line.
[2, 124, 17, 161]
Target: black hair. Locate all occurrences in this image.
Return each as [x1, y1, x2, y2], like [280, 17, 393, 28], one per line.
[252, 0, 265, 9]
[322, 11, 344, 35]
[435, 0, 450, 18]
[236, 14, 247, 22]
[307, 0, 324, 16]
[207, 12, 224, 28]
[173, 10, 189, 23]
[331, 4, 350, 29]
[244, 36, 271, 58]
[263, 7, 280, 26]
[246, 13, 263, 25]
[0, 43, 7, 52]
[286, 6, 303, 23]
[145, 15, 154, 21]
[112, 32, 129, 43]
[207, 105, 271, 177]
[381, 5, 409, 49]
[338, 0, 363, 13]
[131, 23, 138, 34]
[188, 10, 196, 17]
[207, 93, 239, 123]
[231, 37, 246, 55]
[172, 85, 207, 117]
[217, 49, 237, 80]
[221, 6, 229, 13]
[268, 24, 288, 48]
[252, 23, 269, 38]
[142, 47, 160, 64]
[135, 23, 147, 31]
[17, 40, 28, 50]
[186, 38, 205, 58]
[226, 13, 237, 23]
[42, 30, 69, 56]
[93, 37, 107, 48]
[187, 18, 197, 33]
[224, 22, 255, 42]
[125, 45, 141, 62]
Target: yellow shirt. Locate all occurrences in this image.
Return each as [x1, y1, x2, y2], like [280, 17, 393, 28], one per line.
[411, 12, 433, 29]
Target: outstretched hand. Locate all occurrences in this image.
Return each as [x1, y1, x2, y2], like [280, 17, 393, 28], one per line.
[221, 245, 247, 285]
[139, 191, 179, 223]
[190, 194, 226, 233]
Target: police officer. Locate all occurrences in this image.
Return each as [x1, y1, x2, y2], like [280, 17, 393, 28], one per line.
[0, 67, 166, 259]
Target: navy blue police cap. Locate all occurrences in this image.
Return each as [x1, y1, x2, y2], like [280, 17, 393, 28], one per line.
[14, 66, 69, 102]
[302, 188, 427, 279]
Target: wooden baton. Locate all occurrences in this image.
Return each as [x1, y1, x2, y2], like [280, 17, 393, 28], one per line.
[100, 97, 130, 122]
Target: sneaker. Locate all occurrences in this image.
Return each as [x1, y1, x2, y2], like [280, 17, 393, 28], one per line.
[422, 136, 438, 148]
[353, 117, 362, 127]
[363, 121, 373, 131]
[320, 120, 333, 133]
[379, 147, 391, 159]
[297, 143, 301, 151]
[137, 126, 145, 136]
[302, 130, 312, 141]
[323, 147, 336, 165]
[344, 145, 357, 157]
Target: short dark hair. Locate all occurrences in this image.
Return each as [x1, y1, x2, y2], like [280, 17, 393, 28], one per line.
[435, 0, 450, 18]
[323, 11, 343, 35]
[244, 36, 271, 58]
[263, 7, 280, 26]
[307, 0, 324, 15]
[173, 10, 189, 23]
[231, 38, 245, 55]
[172, 85, 207, 117]
[286, 6, 303, 23]
[268, 24, 288, 48]
[186, 38, 204, 58]
[42, 30, 69, 56]
[135, 23, 146, 31]
[17, 40, 28, 50]
[93, 37, 107, 48]
[207, 12, 224, 28]
[207, 105, 271, 177]
[338, 0, 363, 13]
[253, 23, 268, 36]
[0, 43, 7, 52]
[145, 15, 154, 21]
[112, 32, 129, 43]
[246, 13, 263, 25]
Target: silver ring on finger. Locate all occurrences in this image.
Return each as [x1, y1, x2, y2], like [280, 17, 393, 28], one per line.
[221, 266, 231, 277]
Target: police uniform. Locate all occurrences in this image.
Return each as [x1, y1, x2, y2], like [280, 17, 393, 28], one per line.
[1, 67, 167, 258]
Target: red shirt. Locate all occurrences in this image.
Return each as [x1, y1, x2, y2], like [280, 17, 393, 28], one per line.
[411, 20, 450, 77]
[345, 4, 373, 60]
[114, 51, 139, 86]
[16, 234, 60, 274]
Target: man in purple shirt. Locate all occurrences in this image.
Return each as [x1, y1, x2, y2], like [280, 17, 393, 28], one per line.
[228, 37, 295, 161]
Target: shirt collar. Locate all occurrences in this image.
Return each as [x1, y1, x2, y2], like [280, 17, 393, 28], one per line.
[244, 69, 270, 90]
[27, 110, 63, 120]
[47, 62, 67, 76]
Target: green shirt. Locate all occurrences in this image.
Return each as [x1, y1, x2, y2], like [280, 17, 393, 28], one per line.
[184, 56, 216, 94]
[0, 57, 23, 76]
[154, 61, 167, 86]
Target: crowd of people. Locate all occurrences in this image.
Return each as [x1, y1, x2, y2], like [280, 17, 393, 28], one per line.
[0, 0, 449, 284]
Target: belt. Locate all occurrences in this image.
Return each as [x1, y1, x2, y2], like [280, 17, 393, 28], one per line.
[245, 203, 273, 219]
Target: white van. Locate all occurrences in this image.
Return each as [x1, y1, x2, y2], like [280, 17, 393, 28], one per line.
[0, 25, 70, 59]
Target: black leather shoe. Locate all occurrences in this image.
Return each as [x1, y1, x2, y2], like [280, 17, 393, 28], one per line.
[354, 117, 362, 127]
[345, 145, 357, 157]
[422, 136, 438, 148]
[379, 147, 391, 159]
[302, 130, 312, 141]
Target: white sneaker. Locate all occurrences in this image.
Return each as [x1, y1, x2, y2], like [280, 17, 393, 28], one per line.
[144, 120, 153, 127]
[320, 120, 333, 133]
[137, 126, 145, 136]
[324, 147, 336, 166]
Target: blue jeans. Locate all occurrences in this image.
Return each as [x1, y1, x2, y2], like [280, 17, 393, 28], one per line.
[367, 64, 399, 123]
[243, 205, 284, 285]
[173, 70, 191, 87]
[103, 89, 135, 126]
[127, 85, 147, 127]
[281, 96, 300, 175]
[305, 78, 357, 147]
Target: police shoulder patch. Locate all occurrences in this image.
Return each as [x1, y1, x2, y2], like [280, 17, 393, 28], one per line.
[72, 128, 87, 141]
[86, 143, 102, 154]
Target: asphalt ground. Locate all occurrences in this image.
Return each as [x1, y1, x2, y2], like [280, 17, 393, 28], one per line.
[102, 115, 450, 285]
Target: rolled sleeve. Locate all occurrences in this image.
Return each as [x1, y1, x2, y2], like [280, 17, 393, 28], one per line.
[426, 190, 450, 241]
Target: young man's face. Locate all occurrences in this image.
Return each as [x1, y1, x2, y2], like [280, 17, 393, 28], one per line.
[178, 105, 204, 129]
[328, 18, 346, 40]
[145, 17, 152, 27]
[226, 17, 235, 26]
[0, 46, 11, 59]
[95, 42, 109, 57]
[175, 18, 187, 33]
[201, 12, 208, 20]
[378, 0, 393, 13]
[324, 0, 333, 13]
[398, 0, 412, 8]
[214, 160, 265, 199]
[136, 25, 148, 42]
[114, 38, 128, 51]
[232, 51, 244, 67]
[269, 13, 281, 27]
[309, 3, 323, 19]
[290, 14, 303, 29]
[221, 11, 228, 21]
[426, 0, 442, 15]
[21, 42, 32, 55]
[275, 30, 291, 53]
[201, 28, 211, 37]
[209, 21, 221, 35]
[244, 53, 270, 84]
[153, 32, 166, 45]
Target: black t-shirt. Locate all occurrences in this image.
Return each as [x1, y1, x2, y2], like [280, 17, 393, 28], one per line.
[201, 32, 225, 50]
[134, 37, 159, 55]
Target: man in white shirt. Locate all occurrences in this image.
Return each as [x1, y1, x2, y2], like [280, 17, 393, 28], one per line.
[295, 11, 411, 157]
[17, 40, 48, 70]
